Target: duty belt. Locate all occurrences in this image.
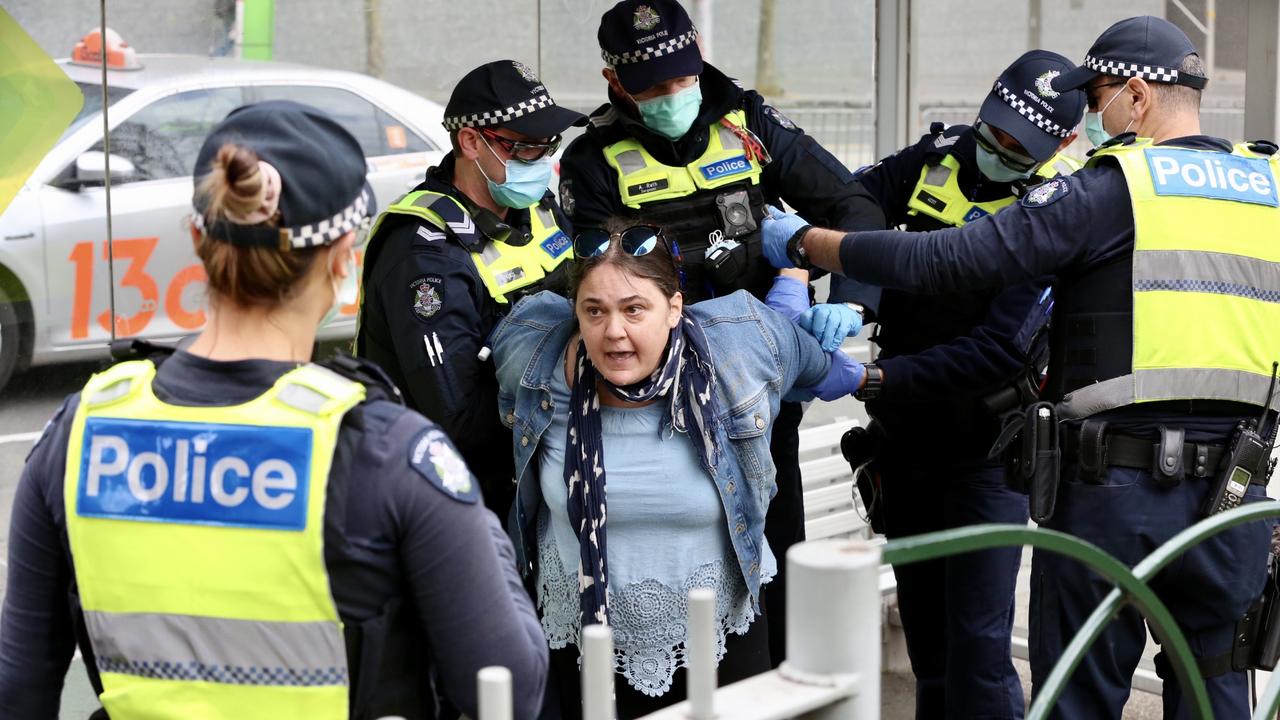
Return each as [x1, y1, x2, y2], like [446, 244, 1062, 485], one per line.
[1065, 420, 1242, 487]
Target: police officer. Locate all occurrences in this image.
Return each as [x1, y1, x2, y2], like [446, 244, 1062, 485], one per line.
[356, 61, 585, 518]
[0, 101, 549, 720]
[763, 16, 1276, 718]
[839, 50, 1085, 720]
[558, 0, 885, 663]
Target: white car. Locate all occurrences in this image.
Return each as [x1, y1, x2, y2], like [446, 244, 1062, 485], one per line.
[0, 47, 450, 392]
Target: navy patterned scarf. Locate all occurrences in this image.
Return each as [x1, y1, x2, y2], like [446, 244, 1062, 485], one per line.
[564, 312, 724, 629]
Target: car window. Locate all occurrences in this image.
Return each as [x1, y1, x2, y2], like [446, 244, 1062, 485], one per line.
[59, 82, 135, 144]
[91, 87, 245, 183]
[255, 85, 435, 155]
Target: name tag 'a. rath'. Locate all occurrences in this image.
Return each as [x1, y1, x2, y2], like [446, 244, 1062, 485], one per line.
[76, 418, 312, 530]
[700, 155, 751, 182]
[1146, 148, 1279, 207]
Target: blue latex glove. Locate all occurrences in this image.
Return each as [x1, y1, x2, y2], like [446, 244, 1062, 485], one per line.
[764, 274, 810, 322]
[802, 350, 867, 402]
[761, 205, 809, 269]
[798, 303, 864, 352]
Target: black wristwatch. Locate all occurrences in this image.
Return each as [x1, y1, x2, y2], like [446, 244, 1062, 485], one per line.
[785, 225, 814, 269]
[854, 362, 884, 401]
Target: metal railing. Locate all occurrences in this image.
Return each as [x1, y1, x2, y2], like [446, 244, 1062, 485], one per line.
[882, 501, 1280, 720]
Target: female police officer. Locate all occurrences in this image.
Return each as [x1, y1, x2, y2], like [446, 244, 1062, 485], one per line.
[0, 101, 547, 720]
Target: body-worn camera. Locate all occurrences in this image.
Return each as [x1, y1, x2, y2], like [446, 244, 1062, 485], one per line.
[715, 189, 757, 239]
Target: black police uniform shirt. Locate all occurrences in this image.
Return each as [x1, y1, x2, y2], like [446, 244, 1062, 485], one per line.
[850, 124, 1051, 456]
[838, 134, 1249, 441]
[0, 350, 548, 720]
[558, 62, 885, 307]
[357, 153, 572, 512]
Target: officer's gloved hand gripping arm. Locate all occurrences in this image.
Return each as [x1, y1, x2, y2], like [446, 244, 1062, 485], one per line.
[749, 94, 885, 313]
[765, 274, 866, 401]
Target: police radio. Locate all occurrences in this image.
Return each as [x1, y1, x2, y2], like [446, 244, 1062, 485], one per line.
[1203, 362, 1280, 517]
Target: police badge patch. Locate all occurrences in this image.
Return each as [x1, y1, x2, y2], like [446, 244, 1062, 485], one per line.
[559, 179, 575, 216]
[410, 276, 444, 320]
[409, 428, 478, 504]
[512, 61, 539, 84]
[1021, 178, 1071, 208]
[633, 4, 660, 30]
[765, 105, 797, 131]
[1035, 71, 1061, 99]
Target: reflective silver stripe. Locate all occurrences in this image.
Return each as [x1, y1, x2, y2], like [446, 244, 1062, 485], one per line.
[86, 611, 347, 687]
[1059, 368, 1278, 419]
[1135, 250, 1280, 303]
[277, 383, 330, 415]
[923, 164, 952, 188]
[614, 149, 648, 176]
[88, 378, 134, 407]
[716, 122, 743, 151]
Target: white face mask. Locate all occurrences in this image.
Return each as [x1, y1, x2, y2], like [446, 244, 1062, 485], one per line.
[321, 252, 359, 327]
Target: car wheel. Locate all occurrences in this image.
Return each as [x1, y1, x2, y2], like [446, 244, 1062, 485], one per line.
[0, 282, 23, 394]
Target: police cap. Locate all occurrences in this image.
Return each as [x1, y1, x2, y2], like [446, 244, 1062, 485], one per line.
[598, 0, 703, 95]
[978, 50, 1087, 162]
[442, 60, 586, 138]
[1052, 15, 1208, 93]
[193, 100, 374, 250]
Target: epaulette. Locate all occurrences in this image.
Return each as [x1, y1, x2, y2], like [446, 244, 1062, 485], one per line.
[1086, 132, 1138, 156]
[1247, 140, 1278, 156]
[319, 351, 405, 406]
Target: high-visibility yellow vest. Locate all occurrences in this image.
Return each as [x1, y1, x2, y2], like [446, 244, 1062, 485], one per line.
[1060, 139, 1280, 415]
[64, 360, 365, 719]
[905, 150, 1081, 227]
[365, 190, 571, 304]
[602, 109, 765, 208]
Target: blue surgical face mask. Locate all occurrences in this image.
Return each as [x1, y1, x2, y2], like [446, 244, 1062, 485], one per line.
[1085, 84, 1132, 147]
[973, 122, 1037, 183]
[477, 137, 555, 209]
[975, 144, 1035, 183]
[635, 81, 702, 140]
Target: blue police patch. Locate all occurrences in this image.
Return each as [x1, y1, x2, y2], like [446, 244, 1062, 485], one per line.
[76, 417, 312, 530]
[541, 230, 572, 259]
[700, 155, 751, 182]
[1145, 148, 1279, 207]
[962, 206, 990, 223]
[409, 427, 478, 504]
[1021, 178, 1071, 208]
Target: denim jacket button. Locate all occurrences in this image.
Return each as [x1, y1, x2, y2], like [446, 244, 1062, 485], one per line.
[749, 562, 759, 574]
[726, 481, 736, 493]
[521, 435, 530, 447]
[735, 522, 746, 534]
[505, 412, 515, 424]
[540, 399, 550, 410]
[754, 415, 765, 430]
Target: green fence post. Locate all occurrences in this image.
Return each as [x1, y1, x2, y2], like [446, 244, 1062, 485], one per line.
[240, 0, 275, 61]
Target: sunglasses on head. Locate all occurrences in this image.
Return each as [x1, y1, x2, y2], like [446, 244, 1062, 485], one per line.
[573, 225, 668, 258]
[973, 120, 1038, 174]
[478, 128, 561, 163]
[573, 225, 686, 289]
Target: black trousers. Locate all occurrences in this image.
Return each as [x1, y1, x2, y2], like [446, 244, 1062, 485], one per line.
[763, 400, 806, 666]
[543, 614, 771, 720]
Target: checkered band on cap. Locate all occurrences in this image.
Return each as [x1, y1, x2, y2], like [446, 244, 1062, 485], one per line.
[1084, 54, 1181, 84]
[993, 81, 1072, 138]
[442, 94, 555, 131]
[602, 28, 698, 66]
[195, 183, 374, 250]
[285, 184, 374, 249]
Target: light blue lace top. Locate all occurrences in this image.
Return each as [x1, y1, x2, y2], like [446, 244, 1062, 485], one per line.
[536, 365, 770, 696]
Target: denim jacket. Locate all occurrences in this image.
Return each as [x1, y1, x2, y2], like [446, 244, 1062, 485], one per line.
[491, 290, 829, 608]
